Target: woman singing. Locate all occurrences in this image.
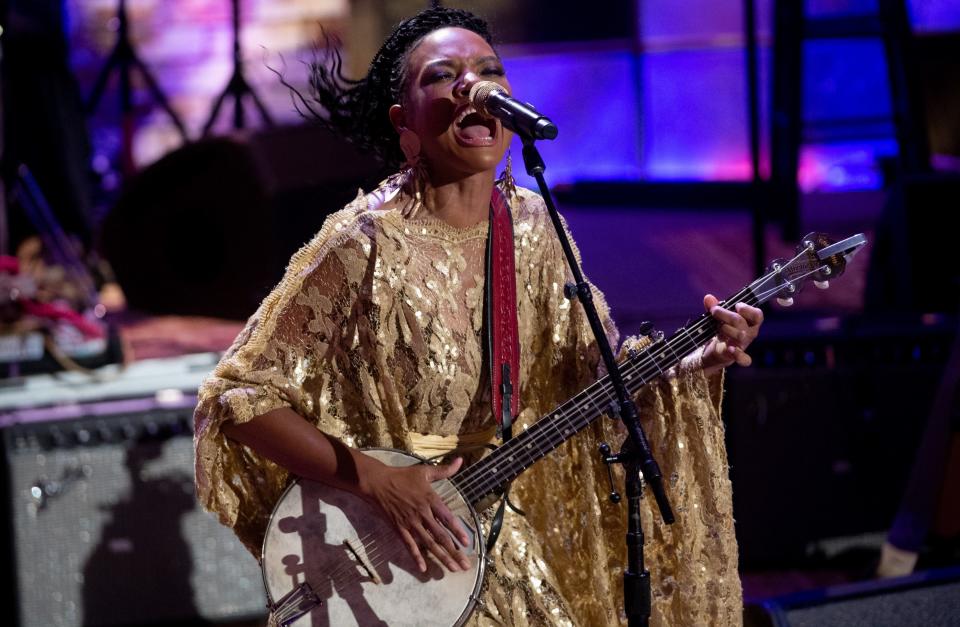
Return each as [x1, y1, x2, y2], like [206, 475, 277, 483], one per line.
[194, 6, 762, 625]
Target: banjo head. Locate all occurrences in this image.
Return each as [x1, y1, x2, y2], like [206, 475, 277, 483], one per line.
[261, 448, 485, 627]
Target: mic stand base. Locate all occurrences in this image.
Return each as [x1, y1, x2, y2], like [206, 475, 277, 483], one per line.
[602, 445, 652, 627]
[624, 459, 651, 627]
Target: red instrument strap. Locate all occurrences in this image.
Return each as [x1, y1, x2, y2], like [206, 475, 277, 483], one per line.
[484, 186, 524, 554]
[488, 186, 520, 426]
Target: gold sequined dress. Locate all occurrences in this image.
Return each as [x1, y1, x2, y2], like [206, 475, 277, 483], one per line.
[194, 181, 743, 626]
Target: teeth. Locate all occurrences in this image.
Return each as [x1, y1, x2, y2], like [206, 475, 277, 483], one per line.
[456, 106, 479, 125]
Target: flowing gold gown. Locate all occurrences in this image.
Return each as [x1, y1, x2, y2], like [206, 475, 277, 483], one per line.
[194, 182, 743, 626]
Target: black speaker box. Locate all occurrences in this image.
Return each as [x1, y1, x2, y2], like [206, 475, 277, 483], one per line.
[724, 314, 955, 567]
[1, 397, 266, 626]
[915, 33, 960, 160]
[745, 566, 960, 627]
[865, 173, 960, 313]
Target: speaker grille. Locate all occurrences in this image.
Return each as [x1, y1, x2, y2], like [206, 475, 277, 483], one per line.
[5, 408, 266, 626]
[784, 581, 960, 626]
[752, 569, 960, 627]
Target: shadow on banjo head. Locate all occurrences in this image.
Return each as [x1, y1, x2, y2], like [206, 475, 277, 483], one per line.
[272, 478, 448, 626]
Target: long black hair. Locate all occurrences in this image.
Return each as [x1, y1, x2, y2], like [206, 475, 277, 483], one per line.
[302, 7, 494, 170]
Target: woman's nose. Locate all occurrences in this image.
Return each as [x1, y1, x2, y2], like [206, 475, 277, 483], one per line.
[456, 72, 480, 99]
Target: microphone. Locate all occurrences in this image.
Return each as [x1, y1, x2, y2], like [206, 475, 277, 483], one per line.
[469, 81, 558, 141]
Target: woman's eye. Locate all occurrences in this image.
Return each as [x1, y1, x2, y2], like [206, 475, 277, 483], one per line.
[482, 66, 505, 77]
[428, 71, 454, 83]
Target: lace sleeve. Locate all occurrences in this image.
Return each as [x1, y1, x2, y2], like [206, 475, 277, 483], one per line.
[193, 197, 377, 554]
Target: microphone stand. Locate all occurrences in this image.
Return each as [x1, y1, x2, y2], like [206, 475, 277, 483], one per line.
[85, 0, 188, 176]
[202, 0, 274, 135]
[519, 134, 674, 627]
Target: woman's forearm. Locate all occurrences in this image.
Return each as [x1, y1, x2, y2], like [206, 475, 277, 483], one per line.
[220, 407, 383, 497]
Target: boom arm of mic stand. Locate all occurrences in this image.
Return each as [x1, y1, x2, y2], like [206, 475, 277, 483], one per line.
[519, 135, 674, 524]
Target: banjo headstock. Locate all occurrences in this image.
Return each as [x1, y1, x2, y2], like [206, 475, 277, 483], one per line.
[750, 232, 867, 308]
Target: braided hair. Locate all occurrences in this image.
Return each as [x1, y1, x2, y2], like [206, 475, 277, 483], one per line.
[306, 7, 494, 170]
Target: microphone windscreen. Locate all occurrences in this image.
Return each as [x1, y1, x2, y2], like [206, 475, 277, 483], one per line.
[469, 81, 506, 115]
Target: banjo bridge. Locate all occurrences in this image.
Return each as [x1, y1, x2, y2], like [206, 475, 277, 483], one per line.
[344, 537, 383, 584]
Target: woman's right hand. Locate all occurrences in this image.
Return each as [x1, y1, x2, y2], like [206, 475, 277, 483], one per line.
[219, 408, 471, 573]
[361, 457, 472, 573]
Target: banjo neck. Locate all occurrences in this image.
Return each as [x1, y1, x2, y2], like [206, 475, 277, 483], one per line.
[451, 231, 867, 507]
[450, 305, 725, 507]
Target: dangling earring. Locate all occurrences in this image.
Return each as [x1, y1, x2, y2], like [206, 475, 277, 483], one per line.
[399, 128, 427, 218]
[498, 149, 518, 200]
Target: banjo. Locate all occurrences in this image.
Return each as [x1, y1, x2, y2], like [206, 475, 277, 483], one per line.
[260, 233, 867, 626]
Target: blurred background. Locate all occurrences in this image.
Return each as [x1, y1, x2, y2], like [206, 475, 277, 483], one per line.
[1, 0, 959, 625]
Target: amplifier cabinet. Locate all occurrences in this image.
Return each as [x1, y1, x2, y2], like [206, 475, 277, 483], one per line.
[746, 566, 960, 627]
[2, 399, 266, 626]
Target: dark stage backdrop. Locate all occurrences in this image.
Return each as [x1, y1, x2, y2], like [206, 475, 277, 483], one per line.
[455, 0, 635, 44]
[2, 0, 96, 249]
[100, 124, 384, 320]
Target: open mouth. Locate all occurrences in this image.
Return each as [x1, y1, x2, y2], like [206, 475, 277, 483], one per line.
[453, 107, 497, 145]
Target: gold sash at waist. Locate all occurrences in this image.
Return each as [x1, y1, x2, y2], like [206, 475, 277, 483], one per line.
[405, 424, 500, 459]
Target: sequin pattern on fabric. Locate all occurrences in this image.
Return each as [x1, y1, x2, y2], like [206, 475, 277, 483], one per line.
[194, 183, 742, 626]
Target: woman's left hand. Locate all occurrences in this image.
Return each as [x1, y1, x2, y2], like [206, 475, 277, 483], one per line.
[700, 293, 764, 374]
